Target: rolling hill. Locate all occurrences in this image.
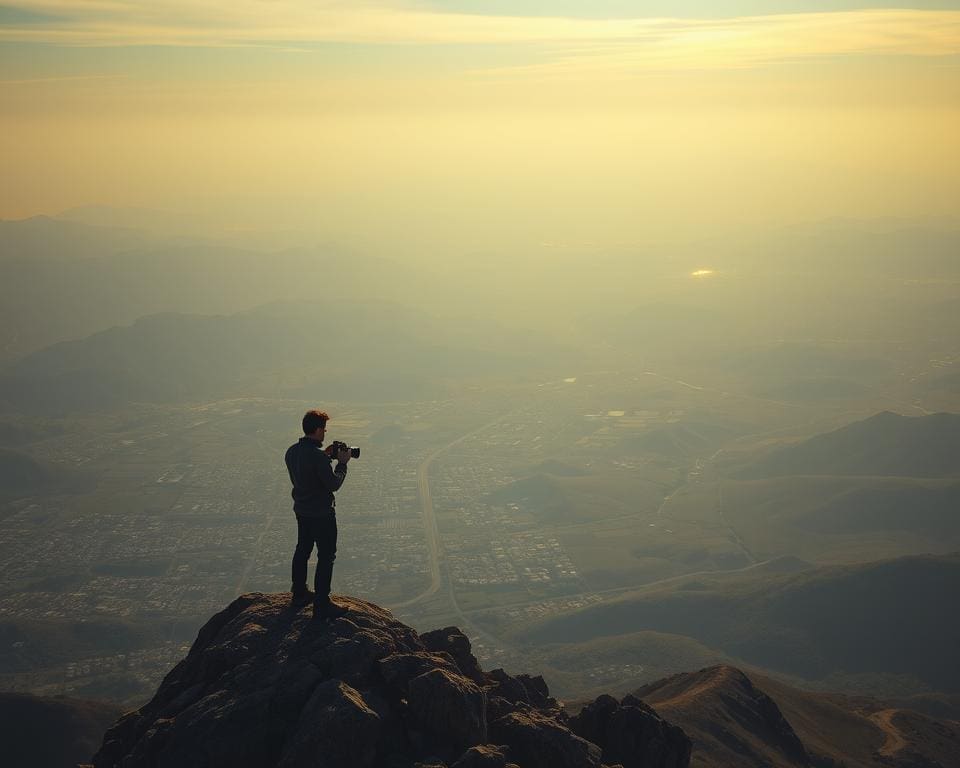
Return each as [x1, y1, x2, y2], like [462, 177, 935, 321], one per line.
[738, 411, 960, 479]
[522, 554, 960, 696]
[722, 474, 960, 563]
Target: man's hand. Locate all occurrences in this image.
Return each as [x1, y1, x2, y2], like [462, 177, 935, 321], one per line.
[337, 446, 351, 464]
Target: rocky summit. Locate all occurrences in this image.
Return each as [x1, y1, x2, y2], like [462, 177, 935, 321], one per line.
[91, 593, 691, 768]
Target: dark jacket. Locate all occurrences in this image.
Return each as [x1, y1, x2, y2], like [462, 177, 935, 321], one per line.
[285, 437, 348, 518]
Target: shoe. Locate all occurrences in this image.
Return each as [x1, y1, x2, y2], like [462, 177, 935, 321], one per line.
[291, 589, 315, 607]
[313, 600, 348, 621]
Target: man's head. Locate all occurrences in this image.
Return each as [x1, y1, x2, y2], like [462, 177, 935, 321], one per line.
[302, 409, 329, 441]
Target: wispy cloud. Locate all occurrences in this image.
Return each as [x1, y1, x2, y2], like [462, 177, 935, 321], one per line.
[0, 74, 127, 84]
[1, 1, 959, 73]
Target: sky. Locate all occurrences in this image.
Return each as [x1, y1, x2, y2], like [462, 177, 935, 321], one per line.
[1, 1, 959, 251]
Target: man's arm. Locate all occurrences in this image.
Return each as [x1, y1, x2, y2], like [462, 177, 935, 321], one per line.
[316, 452, 348, 492]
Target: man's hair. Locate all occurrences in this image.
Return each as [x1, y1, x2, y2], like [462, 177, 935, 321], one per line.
[302, 409, 330, 435]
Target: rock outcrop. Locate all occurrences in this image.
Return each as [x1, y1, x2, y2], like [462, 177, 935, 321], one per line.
[91, 593, 690, 768]
[569, 694, 692, 768]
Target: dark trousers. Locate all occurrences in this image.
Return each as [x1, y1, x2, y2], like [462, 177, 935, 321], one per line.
[291, 514, 338, 603]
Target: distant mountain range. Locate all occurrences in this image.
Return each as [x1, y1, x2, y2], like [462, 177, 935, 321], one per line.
[0, 215, 425, 362]
[0, 215, 151, 260]
[0, 301, 571, 412]
[739, 411, 960, 479]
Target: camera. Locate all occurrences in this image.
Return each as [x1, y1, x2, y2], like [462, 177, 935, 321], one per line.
[328, 440, 361, 459]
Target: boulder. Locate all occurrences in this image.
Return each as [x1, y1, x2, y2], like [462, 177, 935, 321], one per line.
[277, 680, 380, 768]
[450, 743, 513, 768]
[407, 667, 487, 761]
[490, 710, 602, 768]
[568, 694, 692, 768]
[420, 626, 487, 685]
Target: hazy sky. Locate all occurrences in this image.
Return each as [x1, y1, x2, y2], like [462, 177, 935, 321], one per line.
[2, 1, 959, 250]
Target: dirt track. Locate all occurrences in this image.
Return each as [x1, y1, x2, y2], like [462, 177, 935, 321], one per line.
[869, 709, 908, 757]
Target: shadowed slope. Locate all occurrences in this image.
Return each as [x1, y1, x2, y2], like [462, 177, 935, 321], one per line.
[635, 666, 807, 768]
[635, 666, 960, 768]
[0, 692, 123, 768]
[739, 411, 960, 479]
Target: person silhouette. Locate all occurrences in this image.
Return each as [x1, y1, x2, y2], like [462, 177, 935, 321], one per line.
[284, 409, 351, 619]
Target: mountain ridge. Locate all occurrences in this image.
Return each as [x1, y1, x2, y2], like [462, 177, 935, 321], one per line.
[633, 665, 960, 768]
[738, 411, 960, 479]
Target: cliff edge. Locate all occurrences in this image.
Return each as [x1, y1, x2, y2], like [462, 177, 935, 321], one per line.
[91, 593, 691, 768]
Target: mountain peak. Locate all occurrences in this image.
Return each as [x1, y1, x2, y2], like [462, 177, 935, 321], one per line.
[635, 666, 808, 768]
[92, 593, 690, 768]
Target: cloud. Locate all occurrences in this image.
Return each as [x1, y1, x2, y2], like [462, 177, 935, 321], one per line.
[1, 1, 959, 74]
[0, 74, 127, 84]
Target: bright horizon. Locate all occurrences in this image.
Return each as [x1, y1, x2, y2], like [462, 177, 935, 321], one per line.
[2, 1, 959, 253]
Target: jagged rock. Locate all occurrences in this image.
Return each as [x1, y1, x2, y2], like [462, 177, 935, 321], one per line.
[486, 695, 519, 724]
[92, 593, 689, 768]
[421, 627, 487, 685]
[487, 669, 529, 706]
[515, 675, 552, 709]
[490, 709, 602, 768]
[486, 669, 558, 712]
[278, 680, 380, 768]
[568, 694, 691, 768]
[407, 667, 487, 761]
[378, 651, 464, 697]
[450, 743, 513, 768]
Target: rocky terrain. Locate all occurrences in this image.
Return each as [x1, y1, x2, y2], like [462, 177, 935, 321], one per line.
[90, 593, 691, 768]
[636, 666, 960, 768]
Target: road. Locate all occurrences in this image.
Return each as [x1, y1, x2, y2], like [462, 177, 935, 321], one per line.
[391, 417, 505, 610]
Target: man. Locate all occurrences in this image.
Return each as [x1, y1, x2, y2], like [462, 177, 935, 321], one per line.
[285, 409, 352, 620]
